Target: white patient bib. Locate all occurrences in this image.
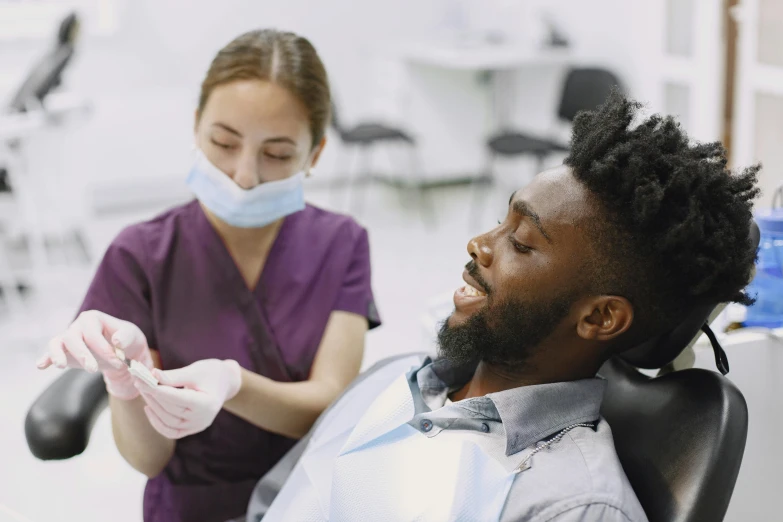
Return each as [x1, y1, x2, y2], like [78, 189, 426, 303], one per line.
[328, 374, 516, 521]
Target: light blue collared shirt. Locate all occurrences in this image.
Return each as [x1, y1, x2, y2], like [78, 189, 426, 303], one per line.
[246, 354, 648, 522]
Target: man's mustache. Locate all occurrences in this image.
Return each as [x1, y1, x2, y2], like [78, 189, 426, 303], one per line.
[466, 261, 492, 295]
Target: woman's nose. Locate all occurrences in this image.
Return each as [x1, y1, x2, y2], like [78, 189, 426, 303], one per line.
[467, 236, 493, 267]
[233, 155, 261, 189]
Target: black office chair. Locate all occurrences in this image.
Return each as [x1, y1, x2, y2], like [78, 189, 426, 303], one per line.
[470, 68, 622, 227]
[26, 223, 759, 521]
[8, 12, 80, 113]
[484, 67, 623, 176]
[329, 102, 432, 223]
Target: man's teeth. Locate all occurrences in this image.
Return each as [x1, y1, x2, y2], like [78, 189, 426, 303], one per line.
[463, 284, 486, 297]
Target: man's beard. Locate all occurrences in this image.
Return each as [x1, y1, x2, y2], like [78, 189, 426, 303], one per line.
[437, 292, 575, 370]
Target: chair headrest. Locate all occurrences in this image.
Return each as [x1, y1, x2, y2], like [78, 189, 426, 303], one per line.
[599, 357, 748, 522]
[618, 220, 760, 372]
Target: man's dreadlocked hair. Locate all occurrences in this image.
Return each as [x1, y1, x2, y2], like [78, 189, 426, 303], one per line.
[565, 89, 759, 336]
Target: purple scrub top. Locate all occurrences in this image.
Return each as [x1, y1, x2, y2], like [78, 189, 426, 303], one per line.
[77, 200, 381, 522]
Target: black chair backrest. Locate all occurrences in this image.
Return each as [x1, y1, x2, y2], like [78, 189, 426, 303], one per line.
[8, 12, 80, 113]
[557, 68, 623, 123]
[599, 357, 748, 522]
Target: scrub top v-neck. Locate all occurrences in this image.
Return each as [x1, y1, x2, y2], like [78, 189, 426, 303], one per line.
[77, 200, 381, 522]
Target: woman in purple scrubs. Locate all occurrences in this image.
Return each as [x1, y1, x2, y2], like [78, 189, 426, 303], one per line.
[36, 29, 380, 522]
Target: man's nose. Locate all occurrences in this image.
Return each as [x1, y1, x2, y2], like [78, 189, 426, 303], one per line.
[467, 236, 493, 267]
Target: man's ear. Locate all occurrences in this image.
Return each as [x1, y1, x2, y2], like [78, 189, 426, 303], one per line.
[576, 295, 633, 342]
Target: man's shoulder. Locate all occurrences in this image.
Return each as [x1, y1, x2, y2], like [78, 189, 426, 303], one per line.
[501, 419, 648, 522]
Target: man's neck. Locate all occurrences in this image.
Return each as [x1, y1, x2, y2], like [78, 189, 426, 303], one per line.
[450, 358, 599, 401]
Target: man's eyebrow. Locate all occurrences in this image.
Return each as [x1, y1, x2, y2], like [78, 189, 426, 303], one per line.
[511, 199, 552, 243]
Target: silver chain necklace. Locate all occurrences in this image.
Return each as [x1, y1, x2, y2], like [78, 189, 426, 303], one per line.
[514, 422, 595, 473]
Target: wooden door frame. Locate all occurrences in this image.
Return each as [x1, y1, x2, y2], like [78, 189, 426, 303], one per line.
[722, 0, 741, 164]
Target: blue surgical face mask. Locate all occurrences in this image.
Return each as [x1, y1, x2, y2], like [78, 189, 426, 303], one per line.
[186, 148, 306, 228]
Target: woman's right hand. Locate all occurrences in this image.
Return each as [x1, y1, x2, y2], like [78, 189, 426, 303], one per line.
[36, 310, 155, 400]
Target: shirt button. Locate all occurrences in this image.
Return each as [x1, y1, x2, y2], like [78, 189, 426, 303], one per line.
[480, 423, 490, 433]
[420, 419, 433, 432]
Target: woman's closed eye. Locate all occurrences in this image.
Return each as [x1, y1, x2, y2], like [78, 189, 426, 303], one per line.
[265, 152, 292, 161]
[210, 139, 234, 150]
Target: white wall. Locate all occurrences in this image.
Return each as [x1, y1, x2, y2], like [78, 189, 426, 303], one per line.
[1, 0, 699, 208]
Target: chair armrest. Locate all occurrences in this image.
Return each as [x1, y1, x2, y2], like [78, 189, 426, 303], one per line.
[25, 369, 108, 460]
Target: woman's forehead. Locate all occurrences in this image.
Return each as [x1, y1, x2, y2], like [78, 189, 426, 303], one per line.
[201, 80, 311, 144]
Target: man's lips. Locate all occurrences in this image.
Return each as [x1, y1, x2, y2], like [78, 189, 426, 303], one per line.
[462, 270, 489, 296]
[453, 269, 488, 317]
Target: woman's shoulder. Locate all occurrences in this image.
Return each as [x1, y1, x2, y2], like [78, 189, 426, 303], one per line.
[293, 204, 367, 242]
[109, 200, 200, 259]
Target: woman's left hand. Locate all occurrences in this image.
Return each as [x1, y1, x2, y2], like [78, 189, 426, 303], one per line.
[135, 359, 242, 439]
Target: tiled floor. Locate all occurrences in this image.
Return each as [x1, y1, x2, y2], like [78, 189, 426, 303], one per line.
[0, 181, 507, 522]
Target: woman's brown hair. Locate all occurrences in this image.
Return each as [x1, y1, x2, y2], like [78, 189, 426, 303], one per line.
[198, 29, 331, 148]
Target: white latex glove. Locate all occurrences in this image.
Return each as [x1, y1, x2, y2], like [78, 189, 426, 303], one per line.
[135, 359, 242, 439]
[37, 310, 154, 400]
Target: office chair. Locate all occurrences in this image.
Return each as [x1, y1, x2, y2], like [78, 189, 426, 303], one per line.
[7, 13, 80, 113]
[485, 67, 622, 176]
[329, 102, 432, 223]
[470, 67, 622, 226]
[25, 223, 759, 521]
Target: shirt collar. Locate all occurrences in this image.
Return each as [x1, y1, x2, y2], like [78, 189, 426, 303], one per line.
[407, 356, 606, 456]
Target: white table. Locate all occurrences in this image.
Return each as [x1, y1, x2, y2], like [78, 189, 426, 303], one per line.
[395, 41, 570, 129]
[367, 40, 572, 185]
[396, 42, 570, 71]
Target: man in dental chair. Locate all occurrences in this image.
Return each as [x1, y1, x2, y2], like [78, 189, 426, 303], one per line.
[245, 91, 760, 522]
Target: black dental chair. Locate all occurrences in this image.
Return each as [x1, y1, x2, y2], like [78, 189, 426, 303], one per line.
[25, 223, 760, 522]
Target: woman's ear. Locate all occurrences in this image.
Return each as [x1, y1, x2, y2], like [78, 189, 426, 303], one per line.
[576, 295, 634, 342]
[308, 136, 328, 171]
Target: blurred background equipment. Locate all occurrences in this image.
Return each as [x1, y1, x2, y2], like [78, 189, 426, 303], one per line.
[744, 192, 783, 328]
[0, 10, 91, 323]
[7, 12, 80, 113]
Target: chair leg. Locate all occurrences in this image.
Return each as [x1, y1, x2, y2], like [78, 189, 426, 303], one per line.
[469, 152, 495, 230]
[405, 144, 435, 227]
[351, 145, 373, 216]
[0, 236, 25, 315]
[330, 145, 353, 210]
[535, 154, 546, 176]
[382, 144, 408, 210]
